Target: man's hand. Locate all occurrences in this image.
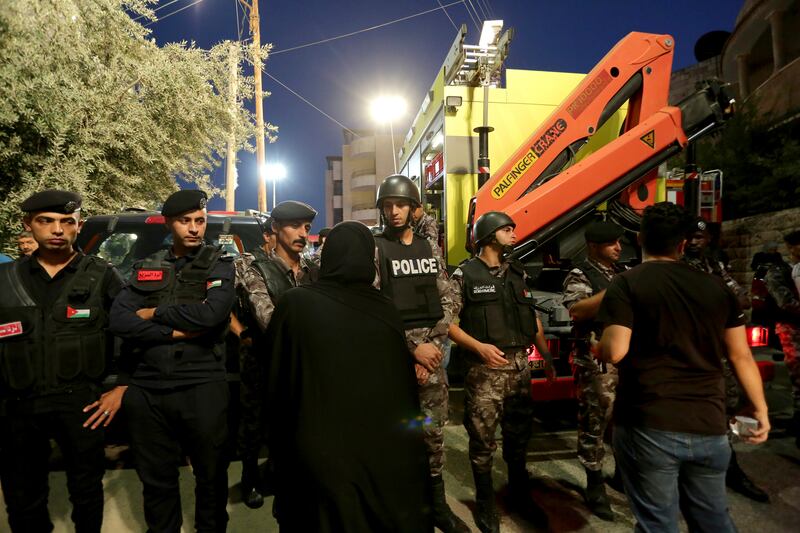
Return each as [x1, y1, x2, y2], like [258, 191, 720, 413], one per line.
[413, 343, 442, 372]
[742, 409, 770, 445]
[414, 363, 430, 385]
[229, 313, 245, 337]
[544, 358, 556, 383]
[136, 307, 156, 321]
[475, 342, 508, 368]
[588, 332, 600, 357]
[172, 329, 201, 340]
[83, 386, 128, 430]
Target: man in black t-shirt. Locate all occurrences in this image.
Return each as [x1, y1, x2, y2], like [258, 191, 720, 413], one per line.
[595, 202, 770, 533]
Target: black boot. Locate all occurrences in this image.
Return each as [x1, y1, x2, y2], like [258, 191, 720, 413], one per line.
[585, 467, 614, 521]
[472, 470, 499, 533]
[241, 456, 265, 509]
[726, 449, 770, 503]
[430, 475, 470, 533]
[507, 462, 548, 526]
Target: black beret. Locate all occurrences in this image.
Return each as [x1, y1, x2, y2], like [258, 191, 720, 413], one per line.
[261, 216, 277, 235]
[270, 200, 317, 222]
[21, 189, 82, 214]
[161, 190, 208, 217]
[585, 221, 624, 243]
[318, 227, 332, 238]
[689, 217, 709, 234]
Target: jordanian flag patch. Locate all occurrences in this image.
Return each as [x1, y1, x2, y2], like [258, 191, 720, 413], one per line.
[66, 306, 91, 319]
[207, 279, 223, 290]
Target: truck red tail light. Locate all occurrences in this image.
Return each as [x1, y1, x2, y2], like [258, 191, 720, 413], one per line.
[747, 326, 768, 347]
[145, 215, 165, 224]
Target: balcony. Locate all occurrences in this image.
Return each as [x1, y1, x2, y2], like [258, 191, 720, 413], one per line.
[351, 204, 378, 223]
[349, 135, 375, 158]
[747, 55, 800, 118]
[351, 171, 377, 190]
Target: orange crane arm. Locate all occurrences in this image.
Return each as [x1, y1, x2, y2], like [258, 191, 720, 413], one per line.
[467, 32, 734, 253]
[473, 33, 675, 218]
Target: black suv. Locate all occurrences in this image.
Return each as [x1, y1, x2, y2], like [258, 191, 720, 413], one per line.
[77, 209, 266, 279]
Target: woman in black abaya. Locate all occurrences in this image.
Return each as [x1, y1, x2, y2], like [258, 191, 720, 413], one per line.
[263, 221, 433, 533]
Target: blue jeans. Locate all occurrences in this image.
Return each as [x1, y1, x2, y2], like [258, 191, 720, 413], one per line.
[613, 424, 736, 533]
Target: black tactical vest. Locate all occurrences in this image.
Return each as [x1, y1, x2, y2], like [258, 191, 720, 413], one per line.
[252, 254, 319, 303]
[130, 245, 229, 345]
[458, 258, 537, 351]
[0, 256, 110, 396]
[572, 259, 615, 341]
[375, 234, 444, 329]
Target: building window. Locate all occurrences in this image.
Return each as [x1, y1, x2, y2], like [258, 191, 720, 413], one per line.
[333, 181, 343, 195]
[334, 208, 343, 224]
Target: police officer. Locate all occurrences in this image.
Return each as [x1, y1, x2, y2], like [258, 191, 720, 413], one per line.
[762, 231, 800, 448]
[562, 220, 625, 521]
[412, 204, 440, 247]
[16, 230, 38, 257]
[0, 190, 124, 533]
[109, 190, 235, 532]
[684, 218, 750, 309]
[230, 214, 275, 509]
[236, 202, 319, 509]
[449, 211, 553, 532]
[682, 217, 769, 502]
[310, 226, 330, 267]
[372, 175, 469, 533]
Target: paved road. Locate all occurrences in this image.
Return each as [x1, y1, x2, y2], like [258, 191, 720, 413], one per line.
[2, 358, 798, 532]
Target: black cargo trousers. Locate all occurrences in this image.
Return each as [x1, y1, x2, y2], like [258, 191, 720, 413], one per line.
[0, 388, 105, 533]
[123, 380, 229, 533]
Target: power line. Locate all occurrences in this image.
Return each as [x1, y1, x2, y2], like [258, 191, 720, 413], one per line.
[464, 0, 481, 31]
[263, 70, 359, 137]
[478, 0, 495, 18]
[271, 0, 466, 56]
[434, 0, 460, 32]
[464, 0, 482, 31]
[471, 0, 488, 19]
[143, 0, 205, 27]
[234, 0, 241, 41]
[132, 0, 184, 22]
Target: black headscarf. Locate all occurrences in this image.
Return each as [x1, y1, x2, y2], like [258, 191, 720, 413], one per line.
[319, 221, 376, 284]
[312, 221, 404, 335]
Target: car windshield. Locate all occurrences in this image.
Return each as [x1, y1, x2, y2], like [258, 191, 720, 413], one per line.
[79, 218, 264, 278]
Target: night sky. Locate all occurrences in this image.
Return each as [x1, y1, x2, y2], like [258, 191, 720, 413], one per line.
[149, 0, 744, 231]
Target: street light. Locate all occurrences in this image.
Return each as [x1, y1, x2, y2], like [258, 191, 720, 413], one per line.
[370, 96, 407, 173]
[261, 162, 287, 211]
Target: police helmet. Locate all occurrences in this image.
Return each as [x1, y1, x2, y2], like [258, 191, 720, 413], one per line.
[376, 175, 421, 209]
[473, 211, 515, 245]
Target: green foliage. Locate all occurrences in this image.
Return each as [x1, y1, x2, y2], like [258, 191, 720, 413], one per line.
[0, 0, 273, 253]
[669, 97, 800, 220]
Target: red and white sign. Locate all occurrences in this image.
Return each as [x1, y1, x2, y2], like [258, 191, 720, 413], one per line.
[137, 270, 164, 281]
[0, 321, 23, 339]
[425, 152, 444, 187]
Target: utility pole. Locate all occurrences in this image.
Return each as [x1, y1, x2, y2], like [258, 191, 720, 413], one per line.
[239, 0, 267, 212]
[225, 41, 239, 211]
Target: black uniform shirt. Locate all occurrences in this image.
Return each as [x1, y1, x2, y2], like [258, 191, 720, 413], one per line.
[7, 252, 123, 413]
[109, 246, 235, 388]
[21, 252, 124, 310]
